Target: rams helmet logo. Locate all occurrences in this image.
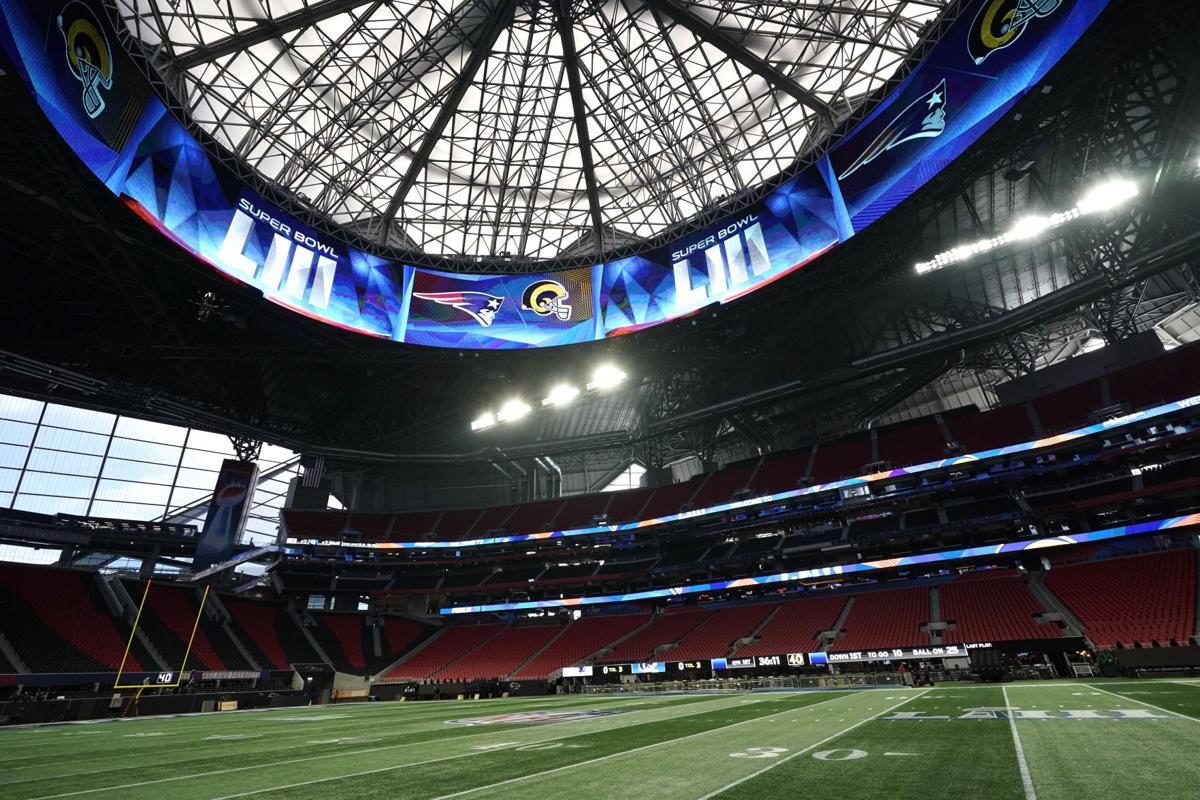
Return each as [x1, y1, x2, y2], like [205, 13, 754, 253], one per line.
[521, 280, 572, 321]
[58, 1, 114, 119]
[967, 0, 1063, 65]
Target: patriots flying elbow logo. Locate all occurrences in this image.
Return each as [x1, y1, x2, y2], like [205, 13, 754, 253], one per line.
[837, 79, 947, 181]
[413, 291, 503, 327]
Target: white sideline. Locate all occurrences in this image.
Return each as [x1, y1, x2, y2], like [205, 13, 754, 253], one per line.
[693, 690, 931, 800]
[1088, 684, 1200, 722]
[1002, 687, 1037, 800]
[24, 692, 780, 799]
[425, 690, 911, 800]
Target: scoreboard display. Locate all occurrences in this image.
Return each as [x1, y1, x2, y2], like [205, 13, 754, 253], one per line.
[631, 662, 667, 675]
[561, 666, 593, 677]
[823, 645, 970, 663]
[0, 0, 1109, 349]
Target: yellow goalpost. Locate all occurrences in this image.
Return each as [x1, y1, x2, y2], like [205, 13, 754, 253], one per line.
[114, 580, 211, 689]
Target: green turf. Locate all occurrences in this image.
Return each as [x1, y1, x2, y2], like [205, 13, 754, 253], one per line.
[1011, 681, 1200, 800]
[1, 680, 1198, 799]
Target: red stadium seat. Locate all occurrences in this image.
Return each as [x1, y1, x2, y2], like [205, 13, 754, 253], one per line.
[383, 624, 506, 681]
[874, 419, 948, 468]
[733, 595, 847, 657]
[1044, 550, 1195, 648]
[834, 586, 931, 650]
[939, 574, 1059, 644]
[431, 624, 561, 680]
[311, 612, 367, 671]
[0, 564, 141, 672]
[513, 613, 649, 678]
[667, 604, 776, 661]
[131, 581, 227, 671]
[223, 597, 321, 669]
[602, 608, 711, 663]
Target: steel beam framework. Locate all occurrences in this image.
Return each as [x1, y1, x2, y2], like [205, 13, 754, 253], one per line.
[111, 0, 960, 263]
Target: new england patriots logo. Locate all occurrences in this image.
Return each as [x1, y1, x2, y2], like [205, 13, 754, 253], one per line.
[413, 291, 503, 327]
[837, 79, 947, 181]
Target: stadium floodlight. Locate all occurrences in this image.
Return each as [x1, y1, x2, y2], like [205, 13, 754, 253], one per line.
[1076, 178, 1138, 214]
[497, 398, 532, 422]
[589, 364, 626, 390]
[470, 412, 496, 431]
[543, 384, 580, 407]
[1006, 215, 1051, 240]
[915, 177, 1137, 275]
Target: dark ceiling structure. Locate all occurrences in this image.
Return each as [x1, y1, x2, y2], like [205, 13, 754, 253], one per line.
[1, 0, 1199, 510]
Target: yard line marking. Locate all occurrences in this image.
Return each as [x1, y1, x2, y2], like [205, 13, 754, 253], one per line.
[1002, 687, 1037, 800]
[1, 711, 539, 781]
[204, 694, 852, 800]
[1, 695, 687, 758]
[1, 694, 692, 768]
[206, 751, 489, 800]
[425, 692, 864, 800]
[1088, 685, 1200, 722]
[23, 693, 774, 799]
[694, 690, 930, 800]
[0, 693, 643, 739]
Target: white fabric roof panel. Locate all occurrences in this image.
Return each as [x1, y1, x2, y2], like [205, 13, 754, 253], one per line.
[117, 0, 948, 258]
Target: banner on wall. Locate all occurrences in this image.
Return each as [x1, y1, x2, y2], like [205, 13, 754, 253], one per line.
[0, 0, 1110, 349]
[599, 171, 840, 336]
[217, 191, 406, 338]
[404, 265, 599, 348]
[194, 459, 259, 571]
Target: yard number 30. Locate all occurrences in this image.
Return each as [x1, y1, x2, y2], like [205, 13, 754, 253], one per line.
[730, 747, 788, 758]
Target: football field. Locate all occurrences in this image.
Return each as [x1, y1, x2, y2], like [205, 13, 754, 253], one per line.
[3, 680, 1200, 800]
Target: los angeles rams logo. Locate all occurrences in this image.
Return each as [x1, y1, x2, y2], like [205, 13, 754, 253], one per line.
[967, 0, 1063, 65]
[58, 1, 113, 119]
[521, 280, 572, 321]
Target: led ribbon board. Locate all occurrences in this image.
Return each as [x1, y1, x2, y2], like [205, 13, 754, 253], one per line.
[0, 0, 1108, 349]
[810, 646, 970, 665]
[289, 393, 1199, 550]
[440, 513, 1200, 615]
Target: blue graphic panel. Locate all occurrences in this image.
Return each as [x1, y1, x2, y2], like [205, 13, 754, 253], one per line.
[599, 171, 840, 335]
[404, 266, 599, 348]
[216, 191, 405, 338]
[829, 0, 1108, 232]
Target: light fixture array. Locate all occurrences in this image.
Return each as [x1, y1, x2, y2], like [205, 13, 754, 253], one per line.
[915, 178, 1139, 275]
[471, 365, 627, 431]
